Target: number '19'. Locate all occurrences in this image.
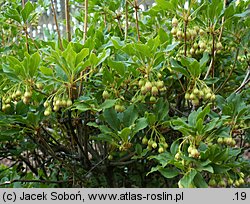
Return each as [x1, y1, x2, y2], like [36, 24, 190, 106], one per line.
[235, 192, 246, 200]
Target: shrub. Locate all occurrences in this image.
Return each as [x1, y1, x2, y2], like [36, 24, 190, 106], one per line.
[0, 0, 249, 187]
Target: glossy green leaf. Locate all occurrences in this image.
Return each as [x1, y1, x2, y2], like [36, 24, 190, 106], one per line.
[159, 167, 179, 178]
[5, 8, 22, 24]
[118, 127, 131, 141]
[29, 52, 40, 77]
[134, 118, 148, 133]
[100, 99, 117, 110]
[21, 1, 35, 22]
[170, 59, 189, 77]
[108, 59, 126, 76]
[193, 172, 208, 188]
[179, 169, 197, 188]
[103, 108, 120, 131]
[170, 140, 179, 155]
[123, 105, 138, 127]
[75, 48, 89, 66]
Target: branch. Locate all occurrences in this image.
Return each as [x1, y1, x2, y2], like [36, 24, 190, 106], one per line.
[50, 0, 63, 50]
[22, 1, 29, 53]
[79, 0, 89, 97]
[83, 0, 88, 43]
[65, 0, 71, 41]
[0, 179, 73, 187]
[125, 1, 129, 40]
[68, 111, 90, 167]
[204, 0, 227, 80]
[183, 17, 188, 56]
[110, 160, 136, 166]
[234, 66, 250, 93]
[83, 155, 108, 178]
[134, 0, 140, 41]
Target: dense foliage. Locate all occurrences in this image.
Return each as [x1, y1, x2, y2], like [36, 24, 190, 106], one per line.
[0, 0, 249, 188]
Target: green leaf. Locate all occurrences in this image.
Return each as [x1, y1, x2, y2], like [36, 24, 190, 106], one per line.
[102, 67, 114, 84]
[29, 52, 40, 77]
[135, 144, 142, 155]
[96, 49, 110, 67]
[188, 109, 198, 126]
[87, 122, 99, 128]
[213, 148, 229, 162]
[75, 48, 89, 66]
[170, 59, 189, 77]
[165, 42, 180, 52]
[146, 113, 156, 126]
[193, 172, 208, 188]
[234, 10, 250, 18]
[170, 140, 179, 155]
[7, 56, 22, 68]
[93, 133, 114, 143]
[154, 98, 169, 121]
[172, 118, 193, 135]
[179, 169, 197, 188]
[149, 152, 173, 167]
[134, 118, 148, 133]
[103, 108, 120, 131]
[21, 1, 35, 22]
[147, 166, 161, 176]
[111, 37, 125, 49]
[40, 66, 53, 76]
[16, 101, 29, 115]
[188, 60, 201, 78]
[74, 103, 92, 112]
[159, 168, 179, 179]
[199, 52, 209, 68]
[108, 59, 126, 76]
[123, 105, 138, 127]
[100, 99, 117, 110]
[5, 57, 25, 78]
[118, 127, 131, 141]
[134, 44, 152, 58]
[5, 8, 22, 24]
[212, 164, 230, 174]
[207, 0, 223, 23]
[158, 28, 169, 43]
[196, 118, 203, 134]
[75, 60, 91, 74]
[197, 105, 210, 122]
[156, 0, 173, 10]
[197, 165, 214, 173]
[62, 43, 77, 71]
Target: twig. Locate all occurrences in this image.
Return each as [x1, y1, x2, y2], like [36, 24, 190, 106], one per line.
[211, 33, 216, 90]
[27, 32, 40, 51]
[50, 0, 63, 50]
[110, 160, 136, 166]
[83, 0, 88, 42]
[117, 18, 124, 36]
[204, 0, 226, 80]
[83, 155, 108, 178]
[65, 0, 71, 41]
[24, 25, 30, 53]
[79, 0, 89, 97]
[134, 0, 140, 41]
[234, 66, 250, 93]
[125, 1, 129, 40]
[0, 161, 18, 173]
[183, 13, 189, 57]
[22, 1, 29, 53]
[215, 48, 240, 93]
[0, 179, 73, 187]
